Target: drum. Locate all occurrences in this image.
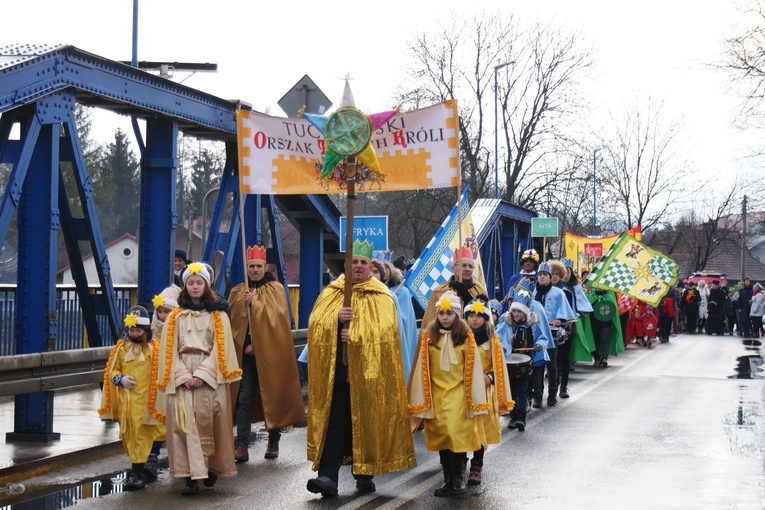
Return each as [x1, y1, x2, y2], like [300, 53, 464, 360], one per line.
[505, 353, 533, 380]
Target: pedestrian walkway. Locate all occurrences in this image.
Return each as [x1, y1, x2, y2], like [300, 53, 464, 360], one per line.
[0, 386, 121, 485]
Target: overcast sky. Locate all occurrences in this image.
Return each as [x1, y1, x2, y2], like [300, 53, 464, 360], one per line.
[2, 0, 761, 192]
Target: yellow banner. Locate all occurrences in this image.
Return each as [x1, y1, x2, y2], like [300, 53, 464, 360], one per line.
[563, 227, 642, 277]
[236, 101, 460, 194]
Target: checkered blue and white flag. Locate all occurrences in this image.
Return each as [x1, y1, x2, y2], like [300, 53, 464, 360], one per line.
[405, 186, 475, 310]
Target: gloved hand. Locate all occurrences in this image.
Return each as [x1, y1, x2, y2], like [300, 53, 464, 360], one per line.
[534, 343, 544, 352]
[451, 281, 473, 304]
[120, 375, 136, 389]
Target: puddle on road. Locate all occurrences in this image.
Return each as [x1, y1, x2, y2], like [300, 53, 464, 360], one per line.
[0, 461, 167, 509]
[728, 339, 763, 379]
[0, 429, 278, 508]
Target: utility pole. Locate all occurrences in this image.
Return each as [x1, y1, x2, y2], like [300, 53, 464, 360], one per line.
[741, 195, 747, 282]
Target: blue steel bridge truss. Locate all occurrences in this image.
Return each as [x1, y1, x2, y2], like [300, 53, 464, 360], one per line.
[0, 44, 533, 441]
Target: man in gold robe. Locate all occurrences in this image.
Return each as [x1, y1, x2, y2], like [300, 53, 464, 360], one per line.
[306, 240, 416, 497]
[421, 246, 488, 329]
[229, 245, 305, 462]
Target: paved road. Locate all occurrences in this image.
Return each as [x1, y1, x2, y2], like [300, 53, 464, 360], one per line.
[3, 332, 764, 509]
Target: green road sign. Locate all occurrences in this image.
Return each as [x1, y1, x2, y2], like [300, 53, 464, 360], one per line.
[531, 217, 559, 237]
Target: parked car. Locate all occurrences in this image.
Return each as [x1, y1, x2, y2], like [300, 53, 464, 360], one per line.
[687, 272, 727, 287]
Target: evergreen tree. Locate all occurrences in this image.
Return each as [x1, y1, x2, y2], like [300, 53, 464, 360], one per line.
[92, 128, 139, 241]
[188, 144, 224, 218]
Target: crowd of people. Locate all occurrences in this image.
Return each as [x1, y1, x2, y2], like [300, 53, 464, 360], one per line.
[100, 243, 752, 500]
[673, 277, 764, 337]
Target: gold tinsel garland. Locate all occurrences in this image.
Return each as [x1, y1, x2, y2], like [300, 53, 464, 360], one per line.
[158, 308, 241, 391]
[158, 308, 181, 391]
[465, 332, 489, 412]
[213, 311, 242, 379]
[147, 340, 165, 422]
[97, 340, 124, 415]
[407, 333, 432, 414]
[491, 333, 514, 411]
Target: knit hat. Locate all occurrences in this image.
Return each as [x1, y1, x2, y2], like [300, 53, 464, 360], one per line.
[393, 255, 406, 271]
[174, 249, 187, 262]
[124, 305, 152, 339]
[152, 285, 181, 310]
[436, 290, 463, 316]
[464, 298, 490, 321]
[371, 259, 385, 280]
[755, 283, 763, 291]
[182, 262, 211, 287]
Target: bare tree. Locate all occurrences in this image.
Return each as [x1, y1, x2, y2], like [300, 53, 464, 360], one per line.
[500, 21, 592, 208]
[723, 0, 765, 134]
[674, 179, 748, 272]
[401, 11, 592, 206]
[363, 188, 456, 259]
[533, 152, 597, 238]
[596, 96, 692, 231]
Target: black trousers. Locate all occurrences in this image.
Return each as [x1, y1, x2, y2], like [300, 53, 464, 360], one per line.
[317, 380, 372, 485]
[556, 335, 572, 389]
[533, 347, 557, 400]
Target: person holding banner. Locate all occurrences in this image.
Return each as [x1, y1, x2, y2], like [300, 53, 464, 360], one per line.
[421, 246, 488, 330]
[229, 245, 305, 463]
[306, 240, 415, 498]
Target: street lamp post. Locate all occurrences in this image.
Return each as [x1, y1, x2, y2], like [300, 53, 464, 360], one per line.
[592, 148, 600, 236]
[494, 62, 513, 200]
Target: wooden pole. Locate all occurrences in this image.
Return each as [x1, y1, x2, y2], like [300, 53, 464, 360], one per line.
[238, 194, 254, 341]
[456, 181, 463, 283]
[342, 157, 358, 366]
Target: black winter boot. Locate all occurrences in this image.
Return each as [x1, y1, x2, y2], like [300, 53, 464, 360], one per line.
[451, 453, 467, 496]
[434, 451, 453, 497]
[514, 410, 527, 431]
[125, 464, 146, 491]
[508, 409, 517, 430]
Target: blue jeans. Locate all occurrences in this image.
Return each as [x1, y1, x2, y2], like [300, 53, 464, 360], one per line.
[510, 378, 530, 411]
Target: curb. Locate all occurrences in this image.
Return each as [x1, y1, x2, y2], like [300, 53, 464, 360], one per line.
[0, 440, 123, 486]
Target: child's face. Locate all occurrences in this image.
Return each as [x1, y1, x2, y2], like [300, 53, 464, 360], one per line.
[437, 310, 457, 329]
[466, 313, 485, 329]
[511, 309, 527, 322]
[156, 306, 172, 322]
[127, 327, 145, 341]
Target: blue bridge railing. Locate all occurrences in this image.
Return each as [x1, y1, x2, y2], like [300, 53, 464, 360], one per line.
[0, 285, 136, 356]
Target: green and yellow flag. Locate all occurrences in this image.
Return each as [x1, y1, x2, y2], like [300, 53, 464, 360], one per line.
[584, 232, 678, 308]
